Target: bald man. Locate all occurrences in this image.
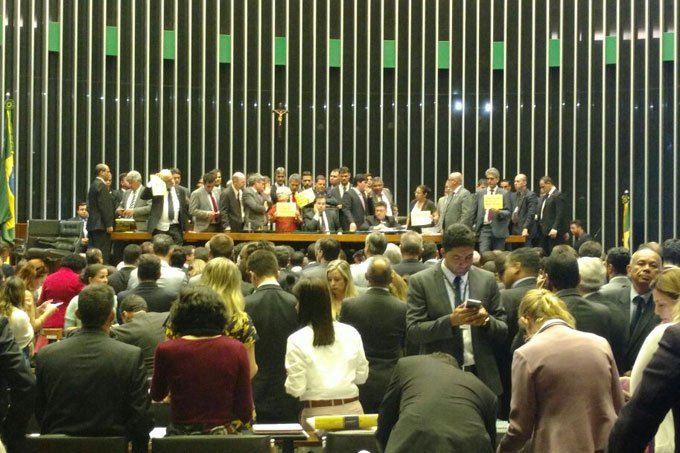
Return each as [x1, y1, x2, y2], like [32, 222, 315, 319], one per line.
[439, 172, 475, 231]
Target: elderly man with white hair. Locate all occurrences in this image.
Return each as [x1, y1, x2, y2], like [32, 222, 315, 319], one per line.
[140, 169, 190, 245]
[116, 170, 152, 232]
[577, 256, 628, 372]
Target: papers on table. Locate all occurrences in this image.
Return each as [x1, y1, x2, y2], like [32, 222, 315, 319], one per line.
[483, 193, 503, 210]
[410, 211, 432, 227]
[276, 202, 297, 217]
[252, 423, 307, 436]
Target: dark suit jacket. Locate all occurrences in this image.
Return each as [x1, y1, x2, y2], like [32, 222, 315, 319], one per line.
[608, 323, 680, 452]
[584, 290, 628, 372]
[140, 186, 190, 233]
[35, 329, 152, 449]
[342, 189, 369, 230]
[367, 188, 395, 215]
[111, 312, 168, 378]
[377, 355, 497, 453]
[244, 284, 300, 423]
[538, 189, 568, 236]
[511, 189, 538, 238]
[108, 266, 135, 295]
[612, 287, 661, 373]
[407, 199, 437, 231]
[365, 215, 400, 229]
[407, 265, 508, 395]
[219, 185, 244, 231]
[118, 282, 178, 314]
[301, 209, 341, 232]
[474, 188, 511, 238]
[393, 259, 429, 278]
[555, 288, 618, 343]
[571, 232, 593, 252]
[86, 178, 114, 232]
[339, 288, 407, 412]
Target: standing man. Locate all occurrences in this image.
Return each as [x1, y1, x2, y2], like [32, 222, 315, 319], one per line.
[141, 169, 190, 246]
[312, 175, 337, 206]
[342, 173, 370, 232]
[169, 167, 190, 195]
[35, 284, 152, 453]
[270, 166, 287, 202]
[569, 219, 592, 252]
[116, 170, 152, 232]
[219, 172, 246, 232]
[87, 163, 115, 264]
[440, 172, 475, 231]
[242, 173, 269, 230]
[537, 176, 568, 255]
[406, 223, 508, 396]
[287, 174, 302, 204]
[510, 173, 538, 245]
[189, 172, 222, 232]
[368, 176, 396, 217]
[474, 167, 511, 252]
[328, 168, 341, 204]
[301, 171, 313, 190]
[244, 250, 300, 423]
[210, 168, 223, 199]
[340, 256, 406, 413]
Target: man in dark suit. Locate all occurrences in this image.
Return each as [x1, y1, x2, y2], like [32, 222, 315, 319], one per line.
[367, 176, 396, 218]
[219, 172, 246, 231]
[87, 163, 115, 263]
[510, 173, 538, 244]
[111, 295, 167, 379]
[169, 167, 190, 197]
[115, 170, 152, 232]
[537, 175, 568, 255]
[497, 247, 539, 419]
[118, 254, 178, 313]
[613, 248, 662, 374]
[300, 237, 341, 280]
[340, 257, 406, 413]
[244, 250, 300, 423]
[439, 172, 475, 231]
[140, 169, 190, 245]
[474, 167, 511, 252]
[330, 166, 352, 211]
[301, 194, 340, 232]
[341, 173, 370, 232]
[608, 323, 680, 452]
[600, 246, 631, 296]
[407, 224, 508, 396]
[35, 284, 152, 453]
[108, 244, 141, 295]
[377, 353, 498, 453]
[393, 231, 428, 278]
[365, 201, 400, 230]
[569, 219, 592, 252]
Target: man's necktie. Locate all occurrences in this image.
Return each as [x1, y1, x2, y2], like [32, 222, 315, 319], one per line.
[454, 276, 462, 307]
[630, 296, 646, 334]
[319, 215, 326, 232]
[127, 190, 137, 215]
[167, 188, 175, 222]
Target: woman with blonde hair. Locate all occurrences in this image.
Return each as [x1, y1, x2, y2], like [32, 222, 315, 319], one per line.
[499, 289, 623, 453]
[15, 258, 57, 332]
[388, 271, 408, 302]
[0, 276, 35, 360]
[197, 257, 258, 378]
[627, 267, 680, 452]
[326, 259, 358, 319]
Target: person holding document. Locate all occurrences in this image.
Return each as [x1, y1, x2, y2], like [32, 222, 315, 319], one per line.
[406, 185, 436, 233]
[267, 187, 303, 232]
[474, 167, 511, 252]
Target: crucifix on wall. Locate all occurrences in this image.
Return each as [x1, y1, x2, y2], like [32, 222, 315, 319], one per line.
[272, 103, 288, 139]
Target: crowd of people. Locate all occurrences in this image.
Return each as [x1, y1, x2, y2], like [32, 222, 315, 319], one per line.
[0, 164, 678, 452]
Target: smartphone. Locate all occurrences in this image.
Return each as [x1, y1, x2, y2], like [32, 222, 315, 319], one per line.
[51, 302, 63, 308]
[463, 299, 482, 310]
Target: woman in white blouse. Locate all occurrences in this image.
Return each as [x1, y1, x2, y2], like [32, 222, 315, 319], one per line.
[285, 277, 369, 429]
[629, 267, 680, 453]
[0, 277, 35, 360]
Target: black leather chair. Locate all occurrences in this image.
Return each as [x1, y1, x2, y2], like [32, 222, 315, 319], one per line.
[20, 435, 128, 453]
[152, 435, 272, 453]
[324, 430, 379, 453]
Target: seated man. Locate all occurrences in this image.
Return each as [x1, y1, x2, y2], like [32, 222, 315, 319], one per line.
[366, 201, 400, 230]
[301, 194, 340, 232]
[35, 284, 152, 453]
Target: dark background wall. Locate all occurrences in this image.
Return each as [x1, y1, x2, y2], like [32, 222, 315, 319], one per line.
[2, 0, 679, 249]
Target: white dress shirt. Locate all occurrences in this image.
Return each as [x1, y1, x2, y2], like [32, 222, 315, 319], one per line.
[285, 322, 369, 401]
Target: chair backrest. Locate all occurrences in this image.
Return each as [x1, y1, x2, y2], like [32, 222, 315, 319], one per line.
[325, 431, 379, 453]
[20, 435, 128, 453]
[152, 435, 272, 453]
[59, 220, 84, 237]
[41, 328, 63, 343]
[25, 219, 61, 249]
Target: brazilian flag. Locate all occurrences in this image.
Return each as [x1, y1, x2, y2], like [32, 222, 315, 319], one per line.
[621, 191, 630, 250]
[0, 99, 15, 244]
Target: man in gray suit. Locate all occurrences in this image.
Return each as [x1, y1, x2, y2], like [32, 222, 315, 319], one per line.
[600, 246, 631, 296]
[439, 172, 475, 231]
[474, 167, 511, 252]
[116, 171, 152, 231]
[407, 224, 508, 396]
[189, 171, 222, 232]
[242, 172, 269, 230]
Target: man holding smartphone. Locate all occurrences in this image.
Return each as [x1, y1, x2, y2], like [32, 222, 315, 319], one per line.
[406, 223, 508, 397]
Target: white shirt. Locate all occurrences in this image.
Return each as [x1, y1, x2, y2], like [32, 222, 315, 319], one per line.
[285, 322, 369, 401]
[156, 187, 181, 231]
[440, 261, 475, 366]
[9, 307, 33, 350]
[127, 260, 188, 293]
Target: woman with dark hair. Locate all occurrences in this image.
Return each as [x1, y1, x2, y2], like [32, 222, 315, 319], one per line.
[151, 285, 253, 435]
[0, 276, 34, 359]
[285, 277, 368, 429]
[407, 184, 437, 232]
[64, 264, 116, 329]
